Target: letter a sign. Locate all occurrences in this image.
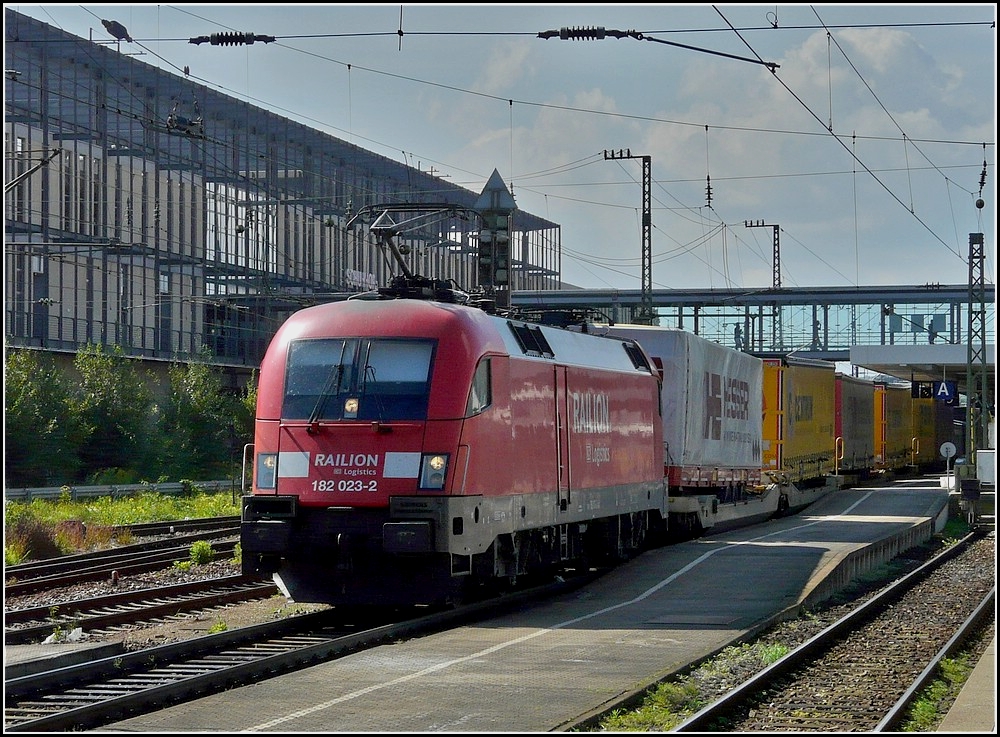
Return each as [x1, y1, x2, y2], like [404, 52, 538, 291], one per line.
[933, 380, 956, 403]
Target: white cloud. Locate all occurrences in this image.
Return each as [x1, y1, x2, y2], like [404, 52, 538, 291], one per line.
[10, 3, 992, 291]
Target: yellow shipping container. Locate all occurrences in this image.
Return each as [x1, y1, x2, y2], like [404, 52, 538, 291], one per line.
[910, 396, 953, 470]
[762, 357, 837, 484]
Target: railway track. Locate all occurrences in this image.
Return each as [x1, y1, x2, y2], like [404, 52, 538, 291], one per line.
[6, 509, 992, 732]
[5, 575, 278, 645]
[116, 516, 240, 538]
[4, 520, 240, 596]
[3, 575, 594, 732]
[672, 530, 995, 732]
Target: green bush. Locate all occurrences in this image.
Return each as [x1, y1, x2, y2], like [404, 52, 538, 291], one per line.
[4, 346, 256, 487]
[4, 537, 31, 566]
[902, 655, 974, 731]
[4, 508, 61, 561]
[189, 540, 215, 565]
[88, 468, 142, 485]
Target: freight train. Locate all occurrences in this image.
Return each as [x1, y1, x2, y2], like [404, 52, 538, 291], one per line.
[240, 287, 954, 608]
[876, 380, 955, 473]
[241, 293, 669, 606]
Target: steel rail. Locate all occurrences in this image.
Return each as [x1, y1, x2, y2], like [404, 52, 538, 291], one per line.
[671, 530, 992, 732]
[4, 539, 239, 596]
[4, 574, 596, 732]
[5, 576, 278, 645]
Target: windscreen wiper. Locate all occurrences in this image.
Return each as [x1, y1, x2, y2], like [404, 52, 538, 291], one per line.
[307, 342, 349, 428]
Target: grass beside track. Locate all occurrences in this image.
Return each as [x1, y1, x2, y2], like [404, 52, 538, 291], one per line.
[4, 486, 240, 565]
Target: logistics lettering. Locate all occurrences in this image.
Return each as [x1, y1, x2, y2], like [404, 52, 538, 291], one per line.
[315, 452, 379, 468]
[315, 452, 379, 477]
[571, 391, 611, 434]
[704, 372, 751, 440]
[586, 443, 611, 466]
[725, 378, 750, 420]
[794, 396, 813, 421]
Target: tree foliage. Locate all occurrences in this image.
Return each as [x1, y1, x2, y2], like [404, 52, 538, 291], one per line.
[71, 344, 156, 483]
[4, 346, 257, 487]
[4, 350, 80, 486]
[155, 352, 245, 479]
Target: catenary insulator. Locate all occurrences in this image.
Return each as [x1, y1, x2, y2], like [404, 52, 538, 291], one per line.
[201, 32, 276, 46]
[560, 26, 607, 40]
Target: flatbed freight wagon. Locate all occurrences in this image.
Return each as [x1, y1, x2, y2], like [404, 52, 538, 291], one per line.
[584, 323, 773, 535]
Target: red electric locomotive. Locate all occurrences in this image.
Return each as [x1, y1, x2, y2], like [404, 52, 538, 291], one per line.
[241, 295, 668, 607]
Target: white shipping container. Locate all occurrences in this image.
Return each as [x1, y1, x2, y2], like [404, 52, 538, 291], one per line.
[588, 324, 763, 471]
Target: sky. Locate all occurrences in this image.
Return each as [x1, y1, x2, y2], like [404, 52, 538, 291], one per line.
[6, 4, 997, 292]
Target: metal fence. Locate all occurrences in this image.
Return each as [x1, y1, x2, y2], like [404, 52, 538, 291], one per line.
[4, 479, 240, 502]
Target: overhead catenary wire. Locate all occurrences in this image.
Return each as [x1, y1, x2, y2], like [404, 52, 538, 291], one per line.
[16, 5, 993, 292]
[720, 4, 978, 264]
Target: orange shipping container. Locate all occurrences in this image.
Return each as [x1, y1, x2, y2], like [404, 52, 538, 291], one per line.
[874, 382, 911, 470]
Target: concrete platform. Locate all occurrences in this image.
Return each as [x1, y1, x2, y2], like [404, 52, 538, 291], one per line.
[4, 639, 124, 680]
[937, 635, 996, 733]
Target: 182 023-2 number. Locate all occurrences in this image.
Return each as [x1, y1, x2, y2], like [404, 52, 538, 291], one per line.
[312, 479, 378, 492]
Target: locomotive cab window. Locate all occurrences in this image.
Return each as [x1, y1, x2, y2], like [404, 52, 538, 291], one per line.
[283, 338, 434, 421]
[465, 357, 492, 417]
[622, 341, 653, 372]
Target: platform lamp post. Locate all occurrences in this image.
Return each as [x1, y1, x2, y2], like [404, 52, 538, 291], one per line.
[474, 169, 516, 311]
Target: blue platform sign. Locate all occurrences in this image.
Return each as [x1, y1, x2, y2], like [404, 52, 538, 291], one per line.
[933, 380, 956, 403]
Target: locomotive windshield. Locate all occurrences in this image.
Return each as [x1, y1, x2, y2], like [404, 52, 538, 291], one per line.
[282, 337, 434, 421]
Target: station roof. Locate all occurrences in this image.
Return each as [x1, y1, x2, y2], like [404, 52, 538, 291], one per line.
[849, 343, 995, 399]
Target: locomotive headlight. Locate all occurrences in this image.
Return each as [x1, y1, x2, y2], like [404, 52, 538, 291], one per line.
[419, 453, 449, 490]
[344, 397, 359, 418]
[257, 453, 278, 489]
